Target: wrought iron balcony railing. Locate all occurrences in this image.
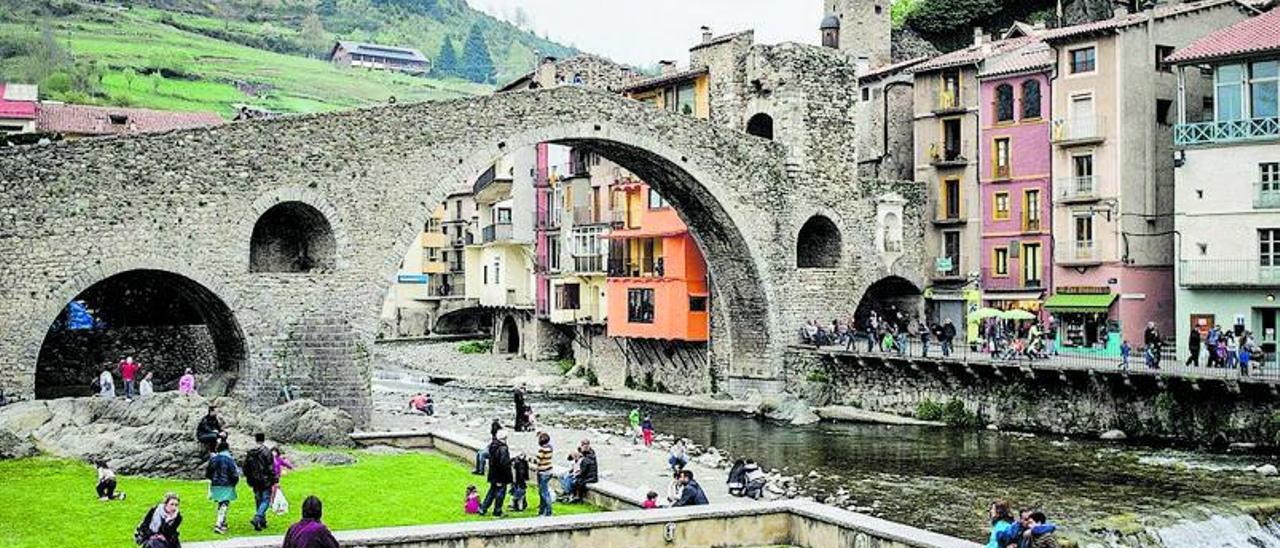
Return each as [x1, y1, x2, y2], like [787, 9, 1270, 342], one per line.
[1175, 116, 1280, 146]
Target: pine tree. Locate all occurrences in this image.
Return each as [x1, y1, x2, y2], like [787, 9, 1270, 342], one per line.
[460, 23, 494, 84]
[434, 36, 458, 77]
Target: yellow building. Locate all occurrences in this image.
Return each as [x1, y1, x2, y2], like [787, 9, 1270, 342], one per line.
[620, 62, 711, 120]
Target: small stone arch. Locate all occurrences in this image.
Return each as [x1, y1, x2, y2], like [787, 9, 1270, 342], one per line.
[855, 276, 923, 329]
[241, 188, 349, 273]
[796, 215, 842, 269]
[746, 112, 774, 140]
[497, 314, 520, 354]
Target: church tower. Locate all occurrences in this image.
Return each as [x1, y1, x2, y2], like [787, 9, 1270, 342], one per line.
[821, 0, 892, 67]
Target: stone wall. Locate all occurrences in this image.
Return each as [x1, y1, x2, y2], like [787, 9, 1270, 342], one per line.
[35, 325, 218, 397]
[785, 349, 1280, 445]
[621, 339, 711, 396]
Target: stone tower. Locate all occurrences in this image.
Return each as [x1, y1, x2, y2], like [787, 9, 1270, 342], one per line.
[822, 0, 892, 66]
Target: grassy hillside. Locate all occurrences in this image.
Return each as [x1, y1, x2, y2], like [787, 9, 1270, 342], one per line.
[0, 3, 492, 117]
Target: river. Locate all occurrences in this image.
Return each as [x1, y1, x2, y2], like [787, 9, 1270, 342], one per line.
[380, 372, 1280, 547]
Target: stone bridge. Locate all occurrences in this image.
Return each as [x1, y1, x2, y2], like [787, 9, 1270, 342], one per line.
[0, 86, 925, 422]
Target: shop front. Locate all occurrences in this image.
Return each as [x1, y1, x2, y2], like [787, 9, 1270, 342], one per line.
[1044, 290, 1118, 353]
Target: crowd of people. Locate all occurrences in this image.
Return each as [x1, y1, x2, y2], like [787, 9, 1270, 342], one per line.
[94, 356, 199, 401]
[800, 311, 960, 358]
[985, 500, 1061, 548]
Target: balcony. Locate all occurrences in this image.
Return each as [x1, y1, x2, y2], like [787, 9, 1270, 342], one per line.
[1058, 240, 1101, 266]
[574, 205, 605, 225]
[1180, 260, 1280, 288]
[933, 207, 965, 226]
[472, 165, 512, 204]
[932, 90, 964, 114]
[1021, 217, 1044, 233]
[992, 164, 1011, 181]
[573, 254, 605, 273]
[928, 141, 969, 168]
[1051, 116, 1106, 146]
[449, 260, 464, 273]
[1057, 175, 1100, 203]
[982, 269, 1044, 291]
[481, 222, 513, 244]
[1255, 181, 1280, 209]
[1174, 116, 1280, 147]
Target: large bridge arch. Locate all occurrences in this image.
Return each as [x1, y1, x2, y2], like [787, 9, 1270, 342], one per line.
[0, 86, 830, 420]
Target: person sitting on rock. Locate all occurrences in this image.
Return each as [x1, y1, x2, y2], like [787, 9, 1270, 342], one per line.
[570, 447, 598, 503]
[195, 406, 226, 453]
[668, 439, 689, 472]
[409, 393, 429, 414]
[135, 492, 182, 548]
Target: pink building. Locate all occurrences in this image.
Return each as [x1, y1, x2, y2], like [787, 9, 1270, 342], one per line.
[977, 42, 1054, 315]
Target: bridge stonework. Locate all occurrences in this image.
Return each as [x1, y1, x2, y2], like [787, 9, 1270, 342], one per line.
[0, 86, 924, 421]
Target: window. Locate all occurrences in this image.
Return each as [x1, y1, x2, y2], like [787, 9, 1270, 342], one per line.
[994, 247, 1009, 276]
[556, 283, 581, 310]
[1216, 64, 1246, 121]
[942, 118, 962, 160]
[1022, 243, 1042, 284]
[668, 82, 697, 116]
[493, 257, 501, 283]
[1251, 60, 1279, 119]
[1021, 80, 1041, 119]
[454, 200, 463, 220]
[862, 87, 870, 101]
[993, 137, 1011, 179]
[483, 265, 489, 284]
[1155, 45, 1175, 71]
[1201, 97, 1215, 123]
[1261, 229, 1280, 271]
[940, 70, 961, 108]
[942, 230, 961, 276]
[942, 178, 961, 219]
[1075, 214, 1093, 243]
[496, 207, 512, 224]
[1024, 189, 1041, 231]
[1157, 99, 1173, 125]
[690, 296, 708, 312]
[995, 84, 1015, 122]
[1262, 163, 1280, 193]
[1073, 154, 1094, 179]
[627, 288, 655, 323]
[1070, 47, 1096, 74]
[993, 192, 1010, 220]
[548, 238, 561, 271]
[648, 188, 668, 209]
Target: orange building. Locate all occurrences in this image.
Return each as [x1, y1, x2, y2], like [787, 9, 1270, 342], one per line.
[606, 180, 709, 341]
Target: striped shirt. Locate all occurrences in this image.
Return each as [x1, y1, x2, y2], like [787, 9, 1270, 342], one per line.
[536, 444, 554, 473]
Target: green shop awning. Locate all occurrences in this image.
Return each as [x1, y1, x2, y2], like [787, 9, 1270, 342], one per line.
[1043, 293, 1117, 313]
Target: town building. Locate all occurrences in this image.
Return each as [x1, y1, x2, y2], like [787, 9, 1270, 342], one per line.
[379, 205, 454, 338]
[856, 57, 927, 181]
[0, 84, 38, 135]
[329, 41, 429, 75]
[1040, 0, 1252, 351]
[36, 103, 222, 139]
[976, 39, 1054, 315]
[1168, 5, 1280, 363]
[498, 54, 636, 92]
[543, 147, 614, 327]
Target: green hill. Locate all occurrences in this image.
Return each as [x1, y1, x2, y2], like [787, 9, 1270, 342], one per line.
[0, 0, 580, 117]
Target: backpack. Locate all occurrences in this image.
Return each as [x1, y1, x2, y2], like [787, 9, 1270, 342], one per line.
[243, 447, 273, 487]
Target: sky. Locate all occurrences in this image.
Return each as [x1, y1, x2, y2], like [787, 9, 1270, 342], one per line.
[470, 0, 827, 68]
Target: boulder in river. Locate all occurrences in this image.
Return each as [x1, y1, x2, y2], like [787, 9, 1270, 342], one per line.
[1257, 464, 1278, 476]
[1100, 429, 1128, 441]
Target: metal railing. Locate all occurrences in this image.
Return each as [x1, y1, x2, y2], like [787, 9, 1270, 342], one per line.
[1255, 181, 1280, 209]
[1179, 259, 1280, 287]
[1059, 240, 1099, 263]
[1021, 216, 1043, 233]
[981, 268, 1043, 291]
[574, 255, 605, 273]
[935, 203, 964, 223]
[608, 257, 661, 278]
[934, 90, 963, 112]
[1057, 175, 1098, 201]
[1175, 116, 1280, 146]
[472, 165, 497, 195]
[928, 140, 969, 165]
[1051, 116, 1106, 143]
[993, 164, 1011, 180]
[481, 223, 513, 244]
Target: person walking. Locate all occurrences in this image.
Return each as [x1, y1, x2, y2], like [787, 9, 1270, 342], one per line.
[478, 430, 512, 517]
[640, 414, 655, 447]
[941, 319, 956, 357]
[513, 385, 530, 432]
[671, 470, 708, 507]
[1186, 327, 1202, 367]
[95, 461, 125, 501]
[178, 368, 196, 396]
[242, 433, 277, 531]
[119, 357, 140, 401]
[628, 407, 641, 444]
[535, 432, 555, 517]
[282, 496, 339, 548]
[135, 493, 182, 548]
[139, 372, 155, 398]
[1226, 331, 1240, 370]
[270, 447, 294, 515]
[918, 320, 931, 357]
[206, 440, 239, 535]
[98, 368, 115, 400]
[1143, 322, 1162, 369]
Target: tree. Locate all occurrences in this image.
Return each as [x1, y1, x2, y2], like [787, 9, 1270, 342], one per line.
[318, 0, 338, 16]
[460, 23, 493, 84]
[121, 67, 137, 91]
[434, 35, 458, 77]
[299, 13, 329, 58]
[906, 0, 1002, 35]
[513, 6, 531, 30]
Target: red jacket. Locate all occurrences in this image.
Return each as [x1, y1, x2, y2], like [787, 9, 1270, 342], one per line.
[120, 361, 139, 381]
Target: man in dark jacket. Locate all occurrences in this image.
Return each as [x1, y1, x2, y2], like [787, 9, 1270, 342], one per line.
[572, 448, 599, 502]
[672, 469, 708, 506]
[242, 433, 277, 531]
[478, 430, 512, 517]
[195, 406, 225, 453]
[941, 319, 957, 357]
[1186, 326, 1202, 367]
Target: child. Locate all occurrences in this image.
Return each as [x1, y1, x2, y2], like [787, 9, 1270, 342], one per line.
[509, 454, 530, 512]
[640, 415, 654, 448]
[464, 485, 480, 514]
[643, 491, 659, 509]
[95, 461, 125, 501]
[1120, 340, 1131, 371]
[270, 447, 294, 515]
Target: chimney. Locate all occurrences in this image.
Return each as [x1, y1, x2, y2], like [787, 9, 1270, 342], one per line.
[535, 56, 558, 88]
[701, 26, 713, 44]
[659, 60, 677, 76]
[973, 26, 986, 46]
[855, 56, 870, 76]
[1033, 21, 1046, 30]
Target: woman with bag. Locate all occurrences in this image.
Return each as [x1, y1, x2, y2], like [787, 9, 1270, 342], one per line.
[271, 446, 295, 515]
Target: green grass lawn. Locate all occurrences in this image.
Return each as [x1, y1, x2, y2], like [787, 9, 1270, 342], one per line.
[0, 451, 595, 548]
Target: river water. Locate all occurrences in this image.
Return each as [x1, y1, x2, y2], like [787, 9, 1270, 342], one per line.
[391, 377, 1280, 547]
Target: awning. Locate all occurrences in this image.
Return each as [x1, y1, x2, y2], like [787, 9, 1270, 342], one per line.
[1044, 293, 1117, 313]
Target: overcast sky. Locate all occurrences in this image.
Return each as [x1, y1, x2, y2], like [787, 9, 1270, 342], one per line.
[470, 0, 826, 68]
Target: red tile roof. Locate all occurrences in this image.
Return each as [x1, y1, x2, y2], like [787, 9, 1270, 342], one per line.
[858, 56, 929, 84]
[1165, 6, 1280, 64]
[979, 42, 1054, 78]
[1041, 0, 1252, 42]
[37, 103, 222, 136]
[0, 84, 37, 119]
[910, 36, 1039, 74]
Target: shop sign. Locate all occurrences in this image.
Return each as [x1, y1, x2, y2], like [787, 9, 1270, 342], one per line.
[1056, 286, 1110, 295]
[935, 257, 953, 273]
